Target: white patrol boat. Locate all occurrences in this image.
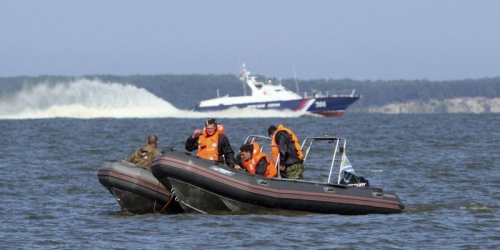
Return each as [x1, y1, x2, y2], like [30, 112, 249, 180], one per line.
[194, 64, 360, 117]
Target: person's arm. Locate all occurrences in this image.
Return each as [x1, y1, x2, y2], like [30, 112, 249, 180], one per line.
[233, 154, 244, 170]
[153, 149, 162, 158]
[255, 157, 268, 176]
[125, 149, 138, 162]
[219, 135, 236, 167]
[185, 135, 198, 152]
[274, 131, 290, 164]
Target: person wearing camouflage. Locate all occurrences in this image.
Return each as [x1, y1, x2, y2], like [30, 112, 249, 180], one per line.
[282, 162, 304, 179]
[124, 134, 161, 168]
[268, 124, 304, 180]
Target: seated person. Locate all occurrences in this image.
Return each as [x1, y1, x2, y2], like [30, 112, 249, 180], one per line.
[125, 134, 161, 168]
[234, 142, 277, 178]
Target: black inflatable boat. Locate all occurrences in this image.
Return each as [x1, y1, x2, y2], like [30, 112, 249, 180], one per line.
[151, 136, 405, 215]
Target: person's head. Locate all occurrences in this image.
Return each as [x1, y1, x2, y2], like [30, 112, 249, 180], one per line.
[268, 125, 277, 138]
[147, 134, 159, 147]
[205, 118, 217, 136]
[239, 143, 253, 161]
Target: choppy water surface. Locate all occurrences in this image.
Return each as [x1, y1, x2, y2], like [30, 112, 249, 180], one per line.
[1, 114, 499, 249]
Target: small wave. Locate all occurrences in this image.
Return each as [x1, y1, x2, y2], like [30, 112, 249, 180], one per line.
[460, 205, 497, 211]
[404, 204, 499, 214]
[0, 79, 303, 119]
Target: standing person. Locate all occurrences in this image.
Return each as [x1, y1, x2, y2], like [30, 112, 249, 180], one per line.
[234, 142, 277, 178]
[268, 125, 304, 179]
[185, 118, 236, 168]
[124, 134, 161, 168]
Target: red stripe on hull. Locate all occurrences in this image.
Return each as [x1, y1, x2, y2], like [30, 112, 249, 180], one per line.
[314, 110, 345, 117]
[296, 99, 308, 111]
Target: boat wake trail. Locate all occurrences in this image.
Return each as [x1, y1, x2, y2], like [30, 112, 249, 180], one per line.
[0, 79, 303, 119]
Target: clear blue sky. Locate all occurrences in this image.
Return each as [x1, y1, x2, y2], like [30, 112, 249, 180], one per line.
[1, 0, 499, 80]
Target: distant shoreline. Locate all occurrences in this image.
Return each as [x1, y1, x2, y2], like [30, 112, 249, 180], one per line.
[364, 97, 500, 114]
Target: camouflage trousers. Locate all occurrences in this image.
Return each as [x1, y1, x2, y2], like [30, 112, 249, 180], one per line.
[282, 162, 304, 180]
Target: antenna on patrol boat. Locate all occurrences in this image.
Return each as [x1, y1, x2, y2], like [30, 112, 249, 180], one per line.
[238, 59, 247, 96]
[293, 63, 299, 95]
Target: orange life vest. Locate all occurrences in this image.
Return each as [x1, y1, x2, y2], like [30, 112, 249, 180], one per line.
[243, 142, 277, 178]
[270, 124, 304, 165]
[197, 124, 225, 161]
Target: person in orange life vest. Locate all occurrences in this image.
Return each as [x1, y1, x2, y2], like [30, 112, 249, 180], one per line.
[185, 118, 236, 168]
[125, 134, 161, 168]
[268, 125, 304, 179]
[234, 142, 277, 178]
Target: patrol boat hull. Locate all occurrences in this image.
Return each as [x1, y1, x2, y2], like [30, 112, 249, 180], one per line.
[97, 160, 183, 214]
[151, 150, 405, 215]
[194, 96, 359, 117]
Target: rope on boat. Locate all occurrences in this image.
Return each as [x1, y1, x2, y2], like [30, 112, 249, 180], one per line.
[152, 184, 208, 214]
[153, 182, 174, 214]
[178, 200, 208, 214]
[154, 193, 174, 214]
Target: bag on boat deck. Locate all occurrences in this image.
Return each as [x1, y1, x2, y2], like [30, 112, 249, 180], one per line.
[339, 157, 369, 187]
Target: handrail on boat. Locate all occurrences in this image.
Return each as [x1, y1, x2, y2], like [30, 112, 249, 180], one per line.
[302, 89, 358, 98]
[243, 135, 271, 143]
[300, 136, 346, 184]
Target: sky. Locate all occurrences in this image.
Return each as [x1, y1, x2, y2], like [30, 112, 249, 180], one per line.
[1, 0, 499, 80]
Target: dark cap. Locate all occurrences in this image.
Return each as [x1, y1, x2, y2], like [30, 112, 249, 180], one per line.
[206, 118, 217, 126]
[147, 134, 158, 144]
[239, 143, 253, 153]
[268, 125, 277, 136]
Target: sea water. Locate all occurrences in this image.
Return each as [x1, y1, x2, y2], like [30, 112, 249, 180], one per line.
[0, 114, 499, 249]
[0, 81, 499, 249]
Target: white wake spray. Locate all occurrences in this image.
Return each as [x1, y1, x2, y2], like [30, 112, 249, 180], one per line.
[0, 79, 303, 119]
[0, 79, 180, 119]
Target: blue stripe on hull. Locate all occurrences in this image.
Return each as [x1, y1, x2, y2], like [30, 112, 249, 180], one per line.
[194, 97, 359, 116]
